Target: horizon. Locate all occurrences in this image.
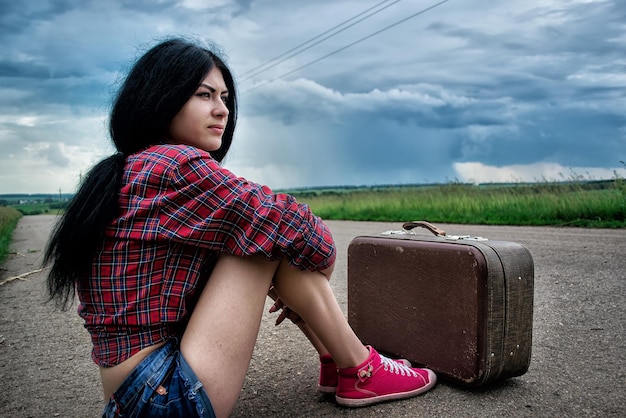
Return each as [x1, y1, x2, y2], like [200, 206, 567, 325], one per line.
[1, 176, 622, 198]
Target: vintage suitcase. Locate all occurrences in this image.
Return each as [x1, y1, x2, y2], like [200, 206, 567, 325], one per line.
[347, 221, 534, 387]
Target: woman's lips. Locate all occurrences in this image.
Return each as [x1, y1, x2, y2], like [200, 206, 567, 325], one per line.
[208, 124, 224, 134]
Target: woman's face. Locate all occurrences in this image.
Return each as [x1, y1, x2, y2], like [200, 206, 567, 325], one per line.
[168, 66, 230, 153]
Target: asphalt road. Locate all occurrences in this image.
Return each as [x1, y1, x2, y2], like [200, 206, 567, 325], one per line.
[0, 216, 624, 417]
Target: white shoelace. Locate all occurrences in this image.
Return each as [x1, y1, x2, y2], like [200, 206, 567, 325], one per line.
[380, 355, 419, 377]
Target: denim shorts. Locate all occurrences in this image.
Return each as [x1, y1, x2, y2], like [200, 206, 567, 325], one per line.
[102, 339, 216, 418]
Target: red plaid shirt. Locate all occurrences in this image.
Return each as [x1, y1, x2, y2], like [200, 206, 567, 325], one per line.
[77, 144, 336, 366]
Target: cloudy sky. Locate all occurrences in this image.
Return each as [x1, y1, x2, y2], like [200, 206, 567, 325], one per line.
[1, 0, 625, 194]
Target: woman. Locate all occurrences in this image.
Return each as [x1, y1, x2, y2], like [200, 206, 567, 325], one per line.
[44, 38, 436, 417]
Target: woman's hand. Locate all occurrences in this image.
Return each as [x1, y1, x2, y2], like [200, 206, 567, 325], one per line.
[267, 263, 332, 325]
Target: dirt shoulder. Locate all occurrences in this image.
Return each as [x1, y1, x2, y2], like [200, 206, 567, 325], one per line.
[0, 215, 101, 417]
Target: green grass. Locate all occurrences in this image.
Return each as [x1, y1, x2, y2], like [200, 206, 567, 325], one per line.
[10, 203, 51, 215]
[0, 206, 23, 264]
[8, 202, 67, 216]
[289, 181, 626, 228]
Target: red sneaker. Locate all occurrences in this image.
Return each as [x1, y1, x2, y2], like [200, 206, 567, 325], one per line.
[319, 353, 413, 393]
[335, 346, 436, 407]
[319, 354, 339, 393]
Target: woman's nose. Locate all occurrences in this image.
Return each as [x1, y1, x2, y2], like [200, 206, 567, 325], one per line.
[214, 99, 229, 117]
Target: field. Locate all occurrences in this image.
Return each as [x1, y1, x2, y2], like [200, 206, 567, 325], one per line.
[288, 180, 626, 228]
[0, 193, 70, 216]
[0, 179, 624, 262]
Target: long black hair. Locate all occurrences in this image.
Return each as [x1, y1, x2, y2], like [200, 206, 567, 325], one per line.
[44, 38, 238, 309]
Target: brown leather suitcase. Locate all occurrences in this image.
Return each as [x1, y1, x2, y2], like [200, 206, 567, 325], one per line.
[347, 221, 534, 387]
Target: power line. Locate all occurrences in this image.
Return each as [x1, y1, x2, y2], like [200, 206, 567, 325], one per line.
[244, 0, 450, 93]
[239, 0, 402, 82]
[240, 0, 399, 78]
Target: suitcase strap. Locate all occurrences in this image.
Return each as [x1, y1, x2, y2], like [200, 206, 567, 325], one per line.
[402, 221, 447, 236]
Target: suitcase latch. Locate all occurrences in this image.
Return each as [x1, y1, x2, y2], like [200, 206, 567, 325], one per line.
[445, 235, 488, 241]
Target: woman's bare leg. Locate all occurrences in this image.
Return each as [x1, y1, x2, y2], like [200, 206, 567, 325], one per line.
[272, 262, 369, 368]
[180, 254, 278, 418]
[267, 288, 330, 357]
[296, 322, 330, 357]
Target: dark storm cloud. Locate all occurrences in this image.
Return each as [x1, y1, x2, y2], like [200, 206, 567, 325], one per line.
[0, 60, 50, 78]
[1, 0, 624, 192]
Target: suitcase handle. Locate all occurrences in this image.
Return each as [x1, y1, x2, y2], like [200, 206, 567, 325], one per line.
[402, 221, 446, 237]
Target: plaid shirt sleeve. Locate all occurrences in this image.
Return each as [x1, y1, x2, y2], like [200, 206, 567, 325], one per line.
[149, 145, 336, 271]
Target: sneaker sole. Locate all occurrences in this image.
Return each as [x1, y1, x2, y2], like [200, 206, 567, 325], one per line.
[318, 384, 337, 393]
[335, 370, 437, 407]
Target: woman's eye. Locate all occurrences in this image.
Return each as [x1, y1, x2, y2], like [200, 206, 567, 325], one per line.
[221, 96, 228, 104]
